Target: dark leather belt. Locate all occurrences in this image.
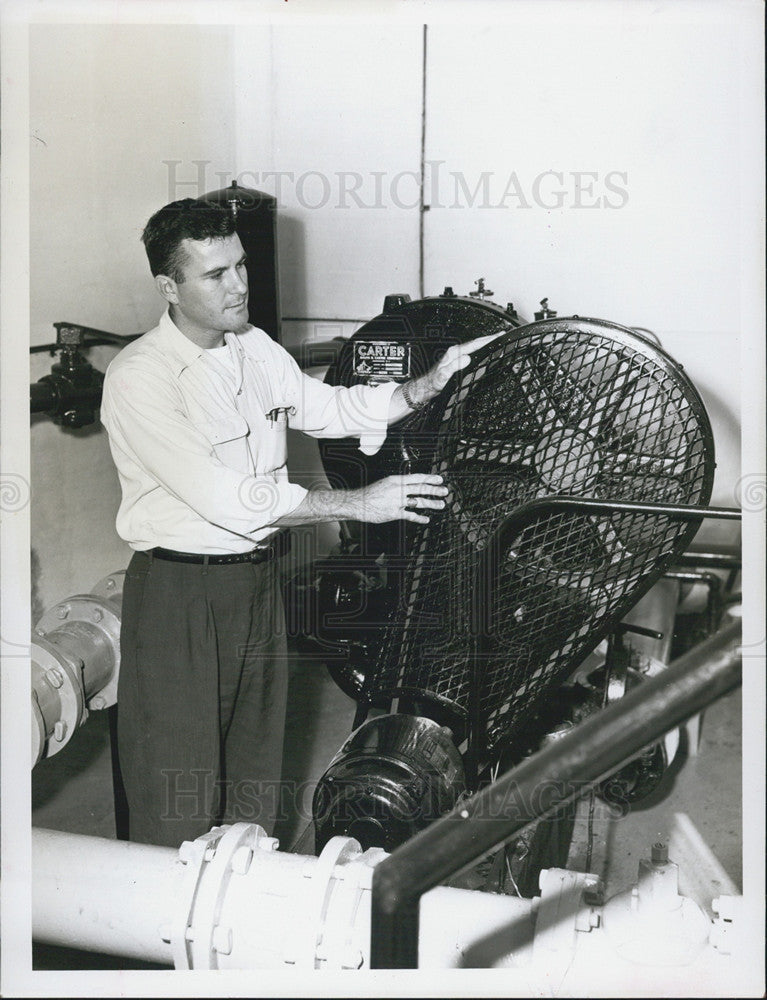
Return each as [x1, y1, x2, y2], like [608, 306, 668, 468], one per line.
[150, 529, 291, 565]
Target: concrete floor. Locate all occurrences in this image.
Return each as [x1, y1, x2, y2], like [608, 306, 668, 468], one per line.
[31, 643, 742, 968]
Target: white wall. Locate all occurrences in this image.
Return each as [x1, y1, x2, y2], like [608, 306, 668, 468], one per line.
[234, 23, 424, 349]
[29, 23, 238, 612]
[423, 12, 746, 523]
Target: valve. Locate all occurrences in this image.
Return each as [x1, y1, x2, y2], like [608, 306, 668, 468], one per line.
[534, 298, 557, 320]
[469, 277, 494, 299]
[31, 323, 105, 428]
[601, 841, 710, 965]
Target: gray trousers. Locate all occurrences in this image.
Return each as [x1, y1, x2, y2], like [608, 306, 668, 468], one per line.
[117, 549, 288, 847]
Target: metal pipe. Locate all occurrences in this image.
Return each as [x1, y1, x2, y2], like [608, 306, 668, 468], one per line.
[676, 550, 742, 571]
[31, 572, 124, 765]
[32, 828, 181, 964]
[29, 379, 57, 413]
[370, 618, 742, 968]
[30, 819, 750, 985]
[494, 498, 741, 539]
[31, 825, 536, 970]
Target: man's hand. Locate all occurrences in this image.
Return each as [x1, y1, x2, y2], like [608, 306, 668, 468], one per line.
[424, 331, 507, 396]
[349, 474, 448, 525]
[390, 331, 507, 418]
[274, 474, 448, 527]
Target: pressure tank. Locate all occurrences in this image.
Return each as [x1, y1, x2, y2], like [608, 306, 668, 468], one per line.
[199, 180, 281, 342]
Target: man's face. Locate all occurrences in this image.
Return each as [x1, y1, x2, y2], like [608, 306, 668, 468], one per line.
[162, 233, 250, 345]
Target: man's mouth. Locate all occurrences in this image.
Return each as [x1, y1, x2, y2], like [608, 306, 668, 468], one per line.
[228, 300, 247, 310]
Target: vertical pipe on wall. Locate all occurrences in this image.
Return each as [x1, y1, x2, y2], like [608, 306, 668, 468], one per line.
[418, 24, 428, 299]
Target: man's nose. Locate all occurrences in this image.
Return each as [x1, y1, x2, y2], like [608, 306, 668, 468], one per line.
[229, 268, 248, 295]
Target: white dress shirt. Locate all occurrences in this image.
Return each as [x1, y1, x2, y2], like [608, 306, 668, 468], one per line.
[101, 310, 396, 553]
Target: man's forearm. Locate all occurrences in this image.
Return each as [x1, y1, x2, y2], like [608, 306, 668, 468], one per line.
[272, 473, 449, 528]
[272, 487, 367, 527]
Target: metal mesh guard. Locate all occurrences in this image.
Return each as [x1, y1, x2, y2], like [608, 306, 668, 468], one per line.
[367, 318, 715, 754]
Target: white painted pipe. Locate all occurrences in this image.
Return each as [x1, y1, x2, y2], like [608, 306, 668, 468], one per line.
[30, 824, 751, 992]
[32, 828, 180, 964]
[31, 572, 124, 765]
[31, 825, 535, 970]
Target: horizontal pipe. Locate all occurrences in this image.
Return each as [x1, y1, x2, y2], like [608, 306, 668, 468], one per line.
[32, 826, 536, 970]
[371, 618, 742, 968]
[32, 828, 180, 964]
[675, 552, 742, 571]
[496, 498, 741, 546]
[30, 380, 57, 413]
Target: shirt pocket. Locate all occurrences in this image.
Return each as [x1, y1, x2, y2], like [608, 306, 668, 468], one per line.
[201, 413, 251, 470]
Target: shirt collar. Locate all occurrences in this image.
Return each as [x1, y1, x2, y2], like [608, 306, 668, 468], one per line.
[157, 309, 248, 380]
[157, 310, 205, 377]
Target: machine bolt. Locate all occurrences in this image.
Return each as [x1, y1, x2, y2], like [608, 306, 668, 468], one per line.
[178, 841, 196, 864]
[230, 845, 253, 874]
[106, 578, 116, 589]
[35, 628, 45, 637]
[91, 608, 103, 623]
[651, 841, 668, 863]
[53, 720, 67, 742]
[260, 837, 279, 852]
[212, 925, 233, 955]
[45, 668, 64, 689]
[56, 605, 70, 619]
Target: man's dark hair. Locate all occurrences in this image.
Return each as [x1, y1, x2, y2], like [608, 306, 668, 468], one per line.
[141, 198, 237, 282]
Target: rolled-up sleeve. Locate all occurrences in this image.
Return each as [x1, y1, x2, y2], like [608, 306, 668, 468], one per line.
[102, 362, 307, 538]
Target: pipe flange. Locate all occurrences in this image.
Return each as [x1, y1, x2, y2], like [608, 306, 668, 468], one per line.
[35, 594, 121, 709]
[169, 827, 227, 969]
[31, 691, 46, 767]
[31, 638, 85, 758]
[313, 845, 387, 970]
[293, 835, 363, 969]
[90, 571, 125, 613]
[170, 824, 270, 970]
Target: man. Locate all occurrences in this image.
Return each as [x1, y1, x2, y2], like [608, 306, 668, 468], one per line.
[101, 198, 493, 847]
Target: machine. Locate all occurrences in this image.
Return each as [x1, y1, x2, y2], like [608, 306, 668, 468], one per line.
[287, 288, 724, 867]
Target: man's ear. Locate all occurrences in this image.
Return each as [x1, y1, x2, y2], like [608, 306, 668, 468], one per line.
[155, 274, 179, 306]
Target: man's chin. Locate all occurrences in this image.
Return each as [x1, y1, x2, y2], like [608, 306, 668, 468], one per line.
[228, 304, 250, 333]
